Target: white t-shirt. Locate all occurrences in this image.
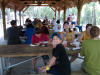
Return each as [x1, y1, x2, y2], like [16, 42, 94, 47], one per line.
[53, 23, 63, 32]
[71, 15, 77, 22]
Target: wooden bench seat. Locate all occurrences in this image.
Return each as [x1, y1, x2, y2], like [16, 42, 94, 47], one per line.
[25, 73, 52, 75]
[25, 70, 88, 75]
[71, 71, 88, 75]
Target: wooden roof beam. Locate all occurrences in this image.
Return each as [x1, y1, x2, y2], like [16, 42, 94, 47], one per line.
[22, 6, 29, 12]
[20, 0, 60, 1]
[50, 7, 55, 12]
[5, 0, 11, 7]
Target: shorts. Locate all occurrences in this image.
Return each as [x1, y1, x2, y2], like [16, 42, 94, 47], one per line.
[42, 55, 49, 60]
[71, 22, 76, 25]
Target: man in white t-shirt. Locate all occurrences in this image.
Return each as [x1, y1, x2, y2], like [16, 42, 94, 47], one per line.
[53, 20, 63, 32]
[71, 14, 77, 25]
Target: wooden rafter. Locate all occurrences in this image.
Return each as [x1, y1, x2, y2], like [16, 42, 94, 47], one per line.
[5, 0, 11, 7]
[0, 0, 98, 11]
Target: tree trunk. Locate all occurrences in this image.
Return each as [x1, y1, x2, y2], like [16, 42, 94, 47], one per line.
[38, 7, 41, 18]
[93, 3, 96, 25]
[63, 7, 66, 22]
[7, 8, 10, 22]
[32, 6, 34, 19]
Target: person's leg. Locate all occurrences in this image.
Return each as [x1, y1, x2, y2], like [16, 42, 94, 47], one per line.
[42, 55, 49, 65]
[32, 58, 38, 73]
[69, 52, 78, 63]
[46, 67, 61, 75]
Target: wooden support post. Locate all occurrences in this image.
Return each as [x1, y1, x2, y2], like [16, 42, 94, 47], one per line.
[0, 58, 3, 75]
[63, 7, 66, 22]
[55, 10, 56, 19]
[58, 10, 60, 19]
[77, 6, 82, 25]
[77, 0, 83, 25]
[22, 12, 24, 24]
[1, 0, 6, 40]
[14, 5, 17, 21]
[19, 11, 21, 26]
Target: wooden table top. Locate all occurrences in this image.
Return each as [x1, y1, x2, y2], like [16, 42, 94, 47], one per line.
[0, 44, 80, 57]
[0, 45, 52, 57]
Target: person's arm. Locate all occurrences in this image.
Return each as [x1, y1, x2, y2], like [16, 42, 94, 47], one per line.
[6, 28, 9, 40]
[43, 34, 49, 41]
[80, 41, 85, 56]
[60, 32, 64, 40]
[39, 56, 56, 72]
[40, 45, 61, 72]
[18, 27, 23, 36]
[48, 56, 56, 68]
[78, 33, 83, 42]
[31, 36, 35, 44]
[71, 33, 75, 42]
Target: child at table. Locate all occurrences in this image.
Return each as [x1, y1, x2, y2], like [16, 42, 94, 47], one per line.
[31, 27, 49, 73]
[39, 32, 71, 75]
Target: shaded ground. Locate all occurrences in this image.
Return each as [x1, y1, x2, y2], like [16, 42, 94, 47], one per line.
[0, 34, 85, 75]
[9, 57, 84, 75]
[0, 23, 87, 75]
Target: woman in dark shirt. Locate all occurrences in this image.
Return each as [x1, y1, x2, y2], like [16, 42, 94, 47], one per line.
[40, 32, 71, 75]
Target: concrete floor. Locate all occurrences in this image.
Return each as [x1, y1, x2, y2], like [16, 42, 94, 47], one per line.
[0, 40, 86, 75]
[8, 57, 85, 75]
[0, 39, 86, 75]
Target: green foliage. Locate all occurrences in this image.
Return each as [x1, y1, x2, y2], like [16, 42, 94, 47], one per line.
[80, 2, 100, 26]
[24, 2, 100, 25]
[24, 6, 54, 19]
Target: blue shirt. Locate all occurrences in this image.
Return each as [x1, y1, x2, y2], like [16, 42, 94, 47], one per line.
[25, 27, 35, 44]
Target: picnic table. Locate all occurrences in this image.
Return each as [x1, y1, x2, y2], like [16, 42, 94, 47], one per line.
[0, 44, 81, 75]
[0, 44, 52, 57]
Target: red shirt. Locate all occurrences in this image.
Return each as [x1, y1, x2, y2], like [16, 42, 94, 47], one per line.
[31, 33, 49, 44]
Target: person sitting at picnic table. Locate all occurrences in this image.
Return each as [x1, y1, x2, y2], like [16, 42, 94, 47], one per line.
[35, 19, 43, 28]
[31, 27, 49, 45]
[53, 19, 62, 32]
[31, 27, 49, 73]
[78, 24, 92, 42]
[41, 25, 49, 35]
[25, 23, 35, 44]
[63, 24, 75, 44]
[60, 22, 69, 47]
[39, 32, 71, 75]
[6, 20, 22, 45]
[61, 22, 79, 63]
[80, 26, 100, 75]
[60, 22, 69, 40]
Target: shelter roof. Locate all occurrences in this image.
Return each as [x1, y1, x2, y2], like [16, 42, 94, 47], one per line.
[0, 0, 98, 11]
